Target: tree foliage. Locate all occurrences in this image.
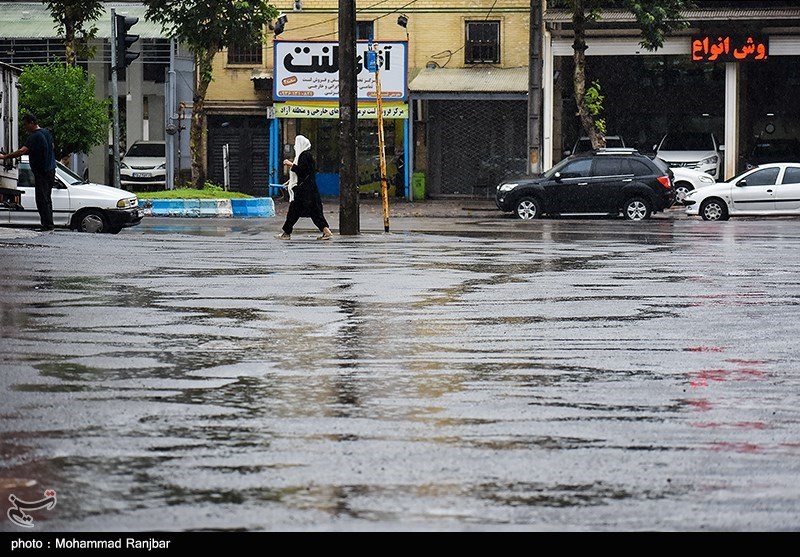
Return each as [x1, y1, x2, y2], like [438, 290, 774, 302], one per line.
[44, 1, 105, 66]
[553, 0, 692, 148]
[18, 64, 110, 158]
[143, 1, 279, 187]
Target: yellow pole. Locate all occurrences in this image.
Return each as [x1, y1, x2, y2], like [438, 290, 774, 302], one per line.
[374, 43, 390, 232]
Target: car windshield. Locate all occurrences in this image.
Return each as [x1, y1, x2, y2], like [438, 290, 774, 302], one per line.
[21, 160, 84, 186]
[543, 157, 577, 179]
[55, 161, 85, 185]
[126, 143, 165, 157]
[660, 133, 715, 151]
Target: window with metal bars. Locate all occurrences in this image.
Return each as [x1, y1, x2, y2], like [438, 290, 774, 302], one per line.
[465, 21, 500, 64]
[227, 42, 263, 66]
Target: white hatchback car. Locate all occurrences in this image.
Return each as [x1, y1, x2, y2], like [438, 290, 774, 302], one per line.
[120, 140, 166, 189]
[669, 165, 716, 204]
[2, 155, 143, 233]
[685, 162, 800, 220]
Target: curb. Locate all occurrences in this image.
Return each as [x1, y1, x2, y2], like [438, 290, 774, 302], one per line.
[139, 198, 275, 218]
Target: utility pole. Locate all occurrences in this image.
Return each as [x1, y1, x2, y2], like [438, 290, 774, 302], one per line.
[528, 0, 543, 175]
[111, 8, 121, 190]
[338, 0, 359, 235]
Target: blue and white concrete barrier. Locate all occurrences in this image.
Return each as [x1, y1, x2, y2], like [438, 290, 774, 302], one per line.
[140, 198, 275, 218]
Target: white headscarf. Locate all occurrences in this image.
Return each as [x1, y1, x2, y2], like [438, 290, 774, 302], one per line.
[286, 135, 312, 202]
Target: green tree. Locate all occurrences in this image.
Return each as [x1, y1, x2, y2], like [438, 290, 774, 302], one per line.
[44, 1, 105, 66]
[18, 64, 110, 158]
[143, 1, 279, 188]
[554, 0, 691, 149]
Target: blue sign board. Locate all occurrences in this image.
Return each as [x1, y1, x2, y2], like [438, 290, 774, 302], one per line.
[366, 50, 378, 73]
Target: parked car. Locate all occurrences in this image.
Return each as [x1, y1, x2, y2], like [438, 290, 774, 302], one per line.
[654, 132, 723, 179]
[745, 138, 800, 169]
[568, 135, 626, 156]
[668, 165, 716, 204]
[684, 162, 800, 221]
[1, 155, 143, 233]
[495, 148, 675, 221]
[120, 140, 166, 189]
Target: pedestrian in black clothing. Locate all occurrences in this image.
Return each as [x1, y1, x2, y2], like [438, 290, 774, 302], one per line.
[277, 134, 333, 240]
[0, 114, 57, 231]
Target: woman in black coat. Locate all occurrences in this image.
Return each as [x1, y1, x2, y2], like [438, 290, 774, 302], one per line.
[277, 134, 333, 240]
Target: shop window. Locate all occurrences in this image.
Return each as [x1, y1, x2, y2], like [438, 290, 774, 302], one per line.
[228, 41, 263, 65]
[465, 21, 500, 64]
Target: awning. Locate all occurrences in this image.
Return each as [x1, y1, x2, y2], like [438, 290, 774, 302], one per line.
[544, 7, 800, 24]
[0, 3, 170, 39]
[408, 66, 527, 100]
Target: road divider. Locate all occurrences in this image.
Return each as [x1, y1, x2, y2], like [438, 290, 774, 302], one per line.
[139, 198, 275, 218]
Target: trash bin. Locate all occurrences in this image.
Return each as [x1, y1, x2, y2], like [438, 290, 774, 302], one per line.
[412, 172, 425, 200]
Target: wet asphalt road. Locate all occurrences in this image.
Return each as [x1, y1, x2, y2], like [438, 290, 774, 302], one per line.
[1, 210, 799, 532]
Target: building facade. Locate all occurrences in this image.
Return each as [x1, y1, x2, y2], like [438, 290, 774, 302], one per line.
[543, 0, 800, 181]
[204, 0, 532, 198]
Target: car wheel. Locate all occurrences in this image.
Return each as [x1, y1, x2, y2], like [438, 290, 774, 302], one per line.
[700, 198, 729, 221]
[514, 197, 541, 220]
[623, 197, 651, 221]
[673, 182, 694, 205]
[74, 209, 109, 233]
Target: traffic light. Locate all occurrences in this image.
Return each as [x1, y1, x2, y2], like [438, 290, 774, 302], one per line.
[115, 14, 140, 70]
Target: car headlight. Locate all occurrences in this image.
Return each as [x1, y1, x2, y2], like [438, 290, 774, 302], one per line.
[158, 163, 166, 169]
[498, 183, 519, 192]
[699, 155, 718, 165]
[117, 197, 137, 208]
[698, 175, 714, 184]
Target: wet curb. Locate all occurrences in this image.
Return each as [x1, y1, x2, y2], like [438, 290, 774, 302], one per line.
[138, 198, 275, 218]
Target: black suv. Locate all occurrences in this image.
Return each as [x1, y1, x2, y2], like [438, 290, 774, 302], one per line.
[495, 149, 675, 220]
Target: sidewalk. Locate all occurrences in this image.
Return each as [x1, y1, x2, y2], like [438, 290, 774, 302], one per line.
[302, 195, 499, 219]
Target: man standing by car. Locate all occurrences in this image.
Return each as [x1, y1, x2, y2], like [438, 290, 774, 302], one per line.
[0, 114, 57, 231]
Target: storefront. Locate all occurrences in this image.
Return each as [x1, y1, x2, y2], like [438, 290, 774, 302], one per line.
[271, 40, 409, 197]
[543, 6, 800, 180]
[408, 67, 528, 198]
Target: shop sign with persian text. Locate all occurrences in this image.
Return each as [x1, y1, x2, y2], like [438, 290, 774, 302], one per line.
[691, 35, 768, 62]
[274, 41, 408, 101]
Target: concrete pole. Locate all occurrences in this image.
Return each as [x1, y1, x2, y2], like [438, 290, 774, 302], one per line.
[528, 0, 543, 175]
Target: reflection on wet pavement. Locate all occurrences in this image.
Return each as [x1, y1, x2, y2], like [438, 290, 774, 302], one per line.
[1, 218, 800, 531]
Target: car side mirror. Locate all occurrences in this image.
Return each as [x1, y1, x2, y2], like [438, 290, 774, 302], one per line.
[652, 144, 658, 152]
[563, 150, 571, 157]
[736, 179, 747, 187]
[719, 144, 726, 152]
[554, 172, 562, 181]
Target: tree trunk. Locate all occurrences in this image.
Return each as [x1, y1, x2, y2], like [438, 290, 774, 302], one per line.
[190, 48, 216, 188]
[572, 0, 605, 150]
[65, 20, 76, 67]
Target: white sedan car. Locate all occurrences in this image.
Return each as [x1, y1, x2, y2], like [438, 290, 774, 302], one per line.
[670, 166, 715, 204]
[684, 162, 800, 220]
[2, 155, 143, 233]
